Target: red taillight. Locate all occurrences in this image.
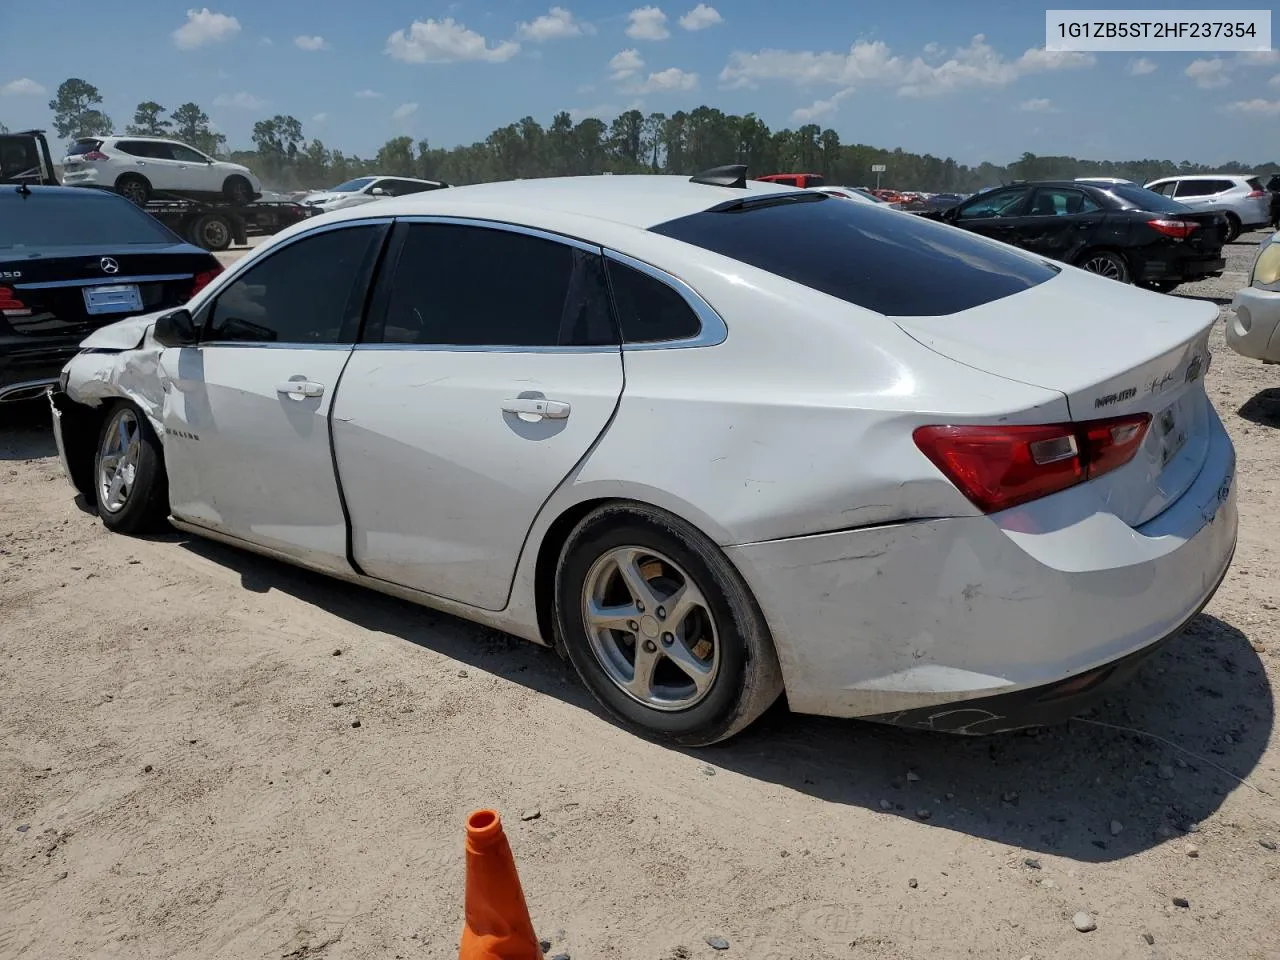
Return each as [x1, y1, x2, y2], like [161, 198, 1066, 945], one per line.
[913, 413, 1152, 514]
[189, 263, 224, 299]
[1246, 189, 1265, 199]
[80, 150, 109, 161]
[1147, 218, 1199, 239]
[0, 285, 31, 318]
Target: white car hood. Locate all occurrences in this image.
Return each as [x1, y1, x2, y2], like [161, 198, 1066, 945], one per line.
[79, 310, 167, 350]
[63, 311, 170, 436]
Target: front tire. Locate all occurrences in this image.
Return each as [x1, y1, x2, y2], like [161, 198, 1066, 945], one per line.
[94, 402, 169, 534]
[114, 174, 151, 206]
[223, 176, 253, 205]
[1077, 249, 1131, 283]
[554, 503, 784, 746]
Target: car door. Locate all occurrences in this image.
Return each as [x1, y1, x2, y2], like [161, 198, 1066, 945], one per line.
[158, 219, 390, 572]
[949, 186, 1032, 244]
[1172, 179, 1219, 211]
[1014, 186, 1105, 263]
[330, 218, 624, 611]
[115, 140, 177, 192]
[169, 143, 219, 193]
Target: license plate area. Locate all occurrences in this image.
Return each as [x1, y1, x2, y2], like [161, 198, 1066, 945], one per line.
[1157, 400, 1188, 467]
[83, 283, 142, 315]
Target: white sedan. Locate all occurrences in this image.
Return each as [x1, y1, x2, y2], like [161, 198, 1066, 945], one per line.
[49, 166, 1238, 744]
[1227, 230, 1280, 363]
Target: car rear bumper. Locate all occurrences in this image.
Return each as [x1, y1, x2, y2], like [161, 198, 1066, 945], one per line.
[60, 168, 104, 186]
[725, 407, 1237, 727]
[1228, 286, 1280, 363]
[1138, 256, 1225, 283]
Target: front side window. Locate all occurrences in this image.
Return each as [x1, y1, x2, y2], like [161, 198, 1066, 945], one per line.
[205, 225, 383, 344]
[375, 222, 616, 348]
[169, 144, 209, 163]
[956, 187, 1029, 219]
[650, 192, 1057, 317]
[606, 258, 702, 343]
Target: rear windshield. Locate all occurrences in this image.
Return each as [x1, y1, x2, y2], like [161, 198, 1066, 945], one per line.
[1247, 177, 1265, 191]
[1101, 184, 1189, 214]
[0, 190, 179, 248]
[67, 140, 104, 156]
[650, 194, 1057, 317]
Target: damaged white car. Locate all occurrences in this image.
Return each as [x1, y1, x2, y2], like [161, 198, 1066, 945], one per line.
[51, 169, 1238, 745]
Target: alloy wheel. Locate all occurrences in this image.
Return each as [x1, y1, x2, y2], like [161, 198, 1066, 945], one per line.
[98, 408, 140, 514]
[1081, 255, 1123, 280]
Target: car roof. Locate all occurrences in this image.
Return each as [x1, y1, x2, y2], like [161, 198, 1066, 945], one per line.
[1148, 174, 1248, 181]
[326, 175, 798, 231]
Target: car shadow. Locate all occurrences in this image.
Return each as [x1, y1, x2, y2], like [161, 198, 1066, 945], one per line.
[1174, 293, 1233, 307]
[1238, 388, 1280, 427]
[173, 534, 1272, 864]
[0, 399, 57, 460]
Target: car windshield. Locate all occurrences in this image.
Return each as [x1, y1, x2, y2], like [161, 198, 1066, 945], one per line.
[329, 177, 376, 193]
[0, 191, 179, 248]
[1101, 184, 1190, 214]
[651, 193, 1056, 317]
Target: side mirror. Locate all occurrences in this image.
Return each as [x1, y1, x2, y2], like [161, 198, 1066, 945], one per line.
[152, 309, 199, 347]
[369, 187, 387, 196]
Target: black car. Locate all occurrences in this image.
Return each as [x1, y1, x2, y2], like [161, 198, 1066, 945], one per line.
[0, 129, 58, 185]
[1265, 173, 1280, 229]
[924, 180, 1227, 292]
[1, 185, 222, 403]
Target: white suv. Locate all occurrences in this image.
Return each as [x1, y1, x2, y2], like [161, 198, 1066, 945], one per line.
[1143, 174, 1271, 242]
[61, 136, 262, 206]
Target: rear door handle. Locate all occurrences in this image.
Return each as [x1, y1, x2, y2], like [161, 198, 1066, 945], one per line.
[276, 380, 324, 399]
[501, 397, 570, 420]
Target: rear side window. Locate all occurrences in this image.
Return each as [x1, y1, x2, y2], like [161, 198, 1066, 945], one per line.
[650, 194, 1057, 317]
[606, 258, 702, 342]
[206, 224, 384, 344]
[1103, 185, 1189, 214]
[0, 191, 179, 248]
[375, 222, 616, 348]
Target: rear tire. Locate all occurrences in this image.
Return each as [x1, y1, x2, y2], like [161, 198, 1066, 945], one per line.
[93, 401, 169, 534]
[190, 213, 232, 251]
[223, 175, 253, 206]
[1077, 249, 1131, 283]
[554, 502, 784, 746]
[1223, 213, 1241, 244]
[114, 174, 151, 206]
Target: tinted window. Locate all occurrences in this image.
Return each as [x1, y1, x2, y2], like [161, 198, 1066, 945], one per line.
[330, 177, 376, 193]
[1246, 177, 1264, 192]
[606, 258, 701, 343]
[170, 144, 208, 163]
[650, 193, 1057, 317]
[206, 225, 382, 344]
[1145, 181, 1175, 197]
[0, 190, 179, 248]
[1028, 188, 1100, 216]
[1175, 180, 1225, 198]
[1103, 185, 1189, 214]
[0, 138, 40, 180]
[377, 223, 616, 347]
[67, 140, 103, 156]
[803, 175, 825, 187]
[956, 187, 1029, 219]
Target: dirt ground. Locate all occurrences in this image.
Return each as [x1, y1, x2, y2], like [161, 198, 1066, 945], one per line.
[2, 233, 1279, 960]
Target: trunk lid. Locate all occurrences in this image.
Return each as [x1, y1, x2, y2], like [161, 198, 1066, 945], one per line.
[896, 267, 1219, 527]
[1167, 210, 1228, 253]
[2, 244, 213, 340]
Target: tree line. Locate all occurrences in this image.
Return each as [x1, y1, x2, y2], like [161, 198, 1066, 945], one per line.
[21, 77, 1280, 194]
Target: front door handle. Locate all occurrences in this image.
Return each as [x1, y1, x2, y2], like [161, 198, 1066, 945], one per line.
[501, 397, 570, 420]
[276, 380, 324, 399]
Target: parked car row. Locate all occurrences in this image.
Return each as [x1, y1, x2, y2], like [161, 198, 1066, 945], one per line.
[27, 162, 1241, 749]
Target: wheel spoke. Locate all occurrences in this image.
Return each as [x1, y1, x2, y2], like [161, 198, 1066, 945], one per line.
[585, 598, 639, 633]
[100, 454, 120, 474]
[658, 581, 706, 634]
[663, 638, 715, 694]
[124, 437, 141, 467]
[107, 470, 126, 503]
[614, 549, 661, 612]
[626, 641, 661, 700]
[115, 417, 130, 452]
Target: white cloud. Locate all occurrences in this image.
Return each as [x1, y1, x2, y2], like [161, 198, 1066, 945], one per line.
[1237, 50, 1280, 66]
[719, 34, 1094, 97]
[1221, 97, 1280, 116]
[295, 35, 329, 51]
[1017, 97, 1057, 112]
[791, 87, 854, 122]
[212, 91, 266, 110]
[518, 7, 593, 41]
[921, 42, 942, 58]
[260, 37, 273, 46]
[355, 89, 382, 99]
[391, 102, 419, 120]
[0, 77, 45, 96]
[627, 6, 670, 41]
[172, 8, 241, 50]
[387, 18, 520, 63]
[1186, 58, 1230, 89]
[609, 48, 645, 80]
[312, 112, 328, 123]
[1127, 57, 1157, 76]
[637, 67, 698, 92]
[678, 4, 722, 31]
[1270, 73, 1280, 88]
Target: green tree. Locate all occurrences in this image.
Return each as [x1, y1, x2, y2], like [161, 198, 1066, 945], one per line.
[376, 136, 415, 176]
[125, 101, 170, 136]
[48, 78, 112, 140]
[170, 102, 224, 156]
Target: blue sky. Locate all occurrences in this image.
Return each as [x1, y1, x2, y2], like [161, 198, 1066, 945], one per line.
[2, 0, 1278, 166]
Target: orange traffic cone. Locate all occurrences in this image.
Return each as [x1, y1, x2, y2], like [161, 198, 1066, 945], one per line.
[459, 809, 542, 960]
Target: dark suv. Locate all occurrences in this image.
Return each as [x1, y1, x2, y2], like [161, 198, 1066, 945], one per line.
[0, 129, 59, 186]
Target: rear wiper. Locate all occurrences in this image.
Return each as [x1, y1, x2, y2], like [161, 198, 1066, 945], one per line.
[706, 192, 827, 214]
